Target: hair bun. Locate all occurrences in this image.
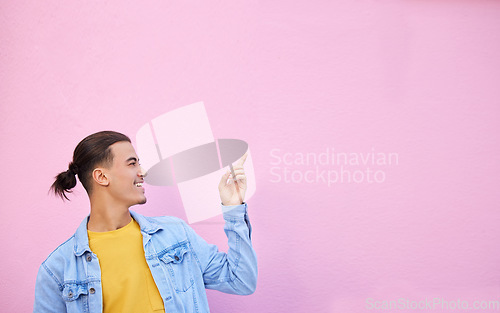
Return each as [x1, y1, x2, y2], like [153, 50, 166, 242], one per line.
[68, 162, 78, 176]
[51, 167, 78, 201]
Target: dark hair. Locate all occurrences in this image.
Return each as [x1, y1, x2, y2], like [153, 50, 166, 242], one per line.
[50, 130, 131, 200]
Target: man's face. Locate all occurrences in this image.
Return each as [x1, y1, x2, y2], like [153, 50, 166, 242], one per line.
[104, 141, 147, 207]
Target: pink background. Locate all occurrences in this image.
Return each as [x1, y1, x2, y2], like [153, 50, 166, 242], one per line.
[1, 1, 500, 312]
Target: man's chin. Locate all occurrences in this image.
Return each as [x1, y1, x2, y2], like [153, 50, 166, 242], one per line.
[129, 196, 147, 207]
[133, 197, 147, 205]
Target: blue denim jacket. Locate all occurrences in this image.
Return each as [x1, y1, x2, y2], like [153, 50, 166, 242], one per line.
[33, 203, 257, 312]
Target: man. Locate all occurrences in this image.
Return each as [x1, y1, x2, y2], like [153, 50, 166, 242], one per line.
[33, 130, 257, 312]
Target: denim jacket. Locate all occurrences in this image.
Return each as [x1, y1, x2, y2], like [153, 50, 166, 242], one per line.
[33, 203, 257, 312]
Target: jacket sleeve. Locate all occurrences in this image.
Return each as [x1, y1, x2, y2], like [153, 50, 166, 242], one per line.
[33, 263, 66, 312]
[180, 202, 258, 295]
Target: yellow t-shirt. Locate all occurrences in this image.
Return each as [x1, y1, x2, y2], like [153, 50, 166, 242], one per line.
[88, 218, 165, 313]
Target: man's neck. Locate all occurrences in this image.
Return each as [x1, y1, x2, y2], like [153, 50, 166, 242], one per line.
[87, 197, 132, 232]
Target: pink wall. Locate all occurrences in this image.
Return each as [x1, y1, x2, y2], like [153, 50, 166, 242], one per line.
[1, 1, 500, 312]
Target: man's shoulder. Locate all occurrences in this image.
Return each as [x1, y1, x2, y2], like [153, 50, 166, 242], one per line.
[131, 211, 187, 228]
[38, 233, 79, 284]
[43, 234, 77, 263]
[148, 214, 186, 225]
[130, 212, 194, 253]
[144, 215, 190, 236]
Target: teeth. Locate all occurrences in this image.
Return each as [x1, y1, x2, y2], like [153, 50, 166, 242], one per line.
[136, 183, 143, 187]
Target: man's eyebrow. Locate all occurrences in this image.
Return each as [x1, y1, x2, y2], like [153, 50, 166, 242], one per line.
[126, 157, 139, 163]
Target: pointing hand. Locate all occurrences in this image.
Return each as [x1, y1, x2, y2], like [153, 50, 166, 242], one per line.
[218, 151, 248, 206]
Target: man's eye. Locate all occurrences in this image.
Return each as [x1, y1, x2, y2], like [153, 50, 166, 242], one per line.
[130, 162, 136, 166]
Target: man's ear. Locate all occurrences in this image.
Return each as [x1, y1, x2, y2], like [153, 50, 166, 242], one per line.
[92, 168, 109, 187]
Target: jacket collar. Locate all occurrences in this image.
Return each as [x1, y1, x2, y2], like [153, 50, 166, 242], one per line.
[73, 210, 164, 256]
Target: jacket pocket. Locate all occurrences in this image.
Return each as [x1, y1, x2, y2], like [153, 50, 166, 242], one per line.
[62, 283, 88, 302]
[159, 244, 195, 293]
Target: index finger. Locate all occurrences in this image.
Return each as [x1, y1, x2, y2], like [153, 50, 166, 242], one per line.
[236, 151, 248, 166]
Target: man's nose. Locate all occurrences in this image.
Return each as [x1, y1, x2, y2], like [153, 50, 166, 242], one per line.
[139, 166, 148, 178]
